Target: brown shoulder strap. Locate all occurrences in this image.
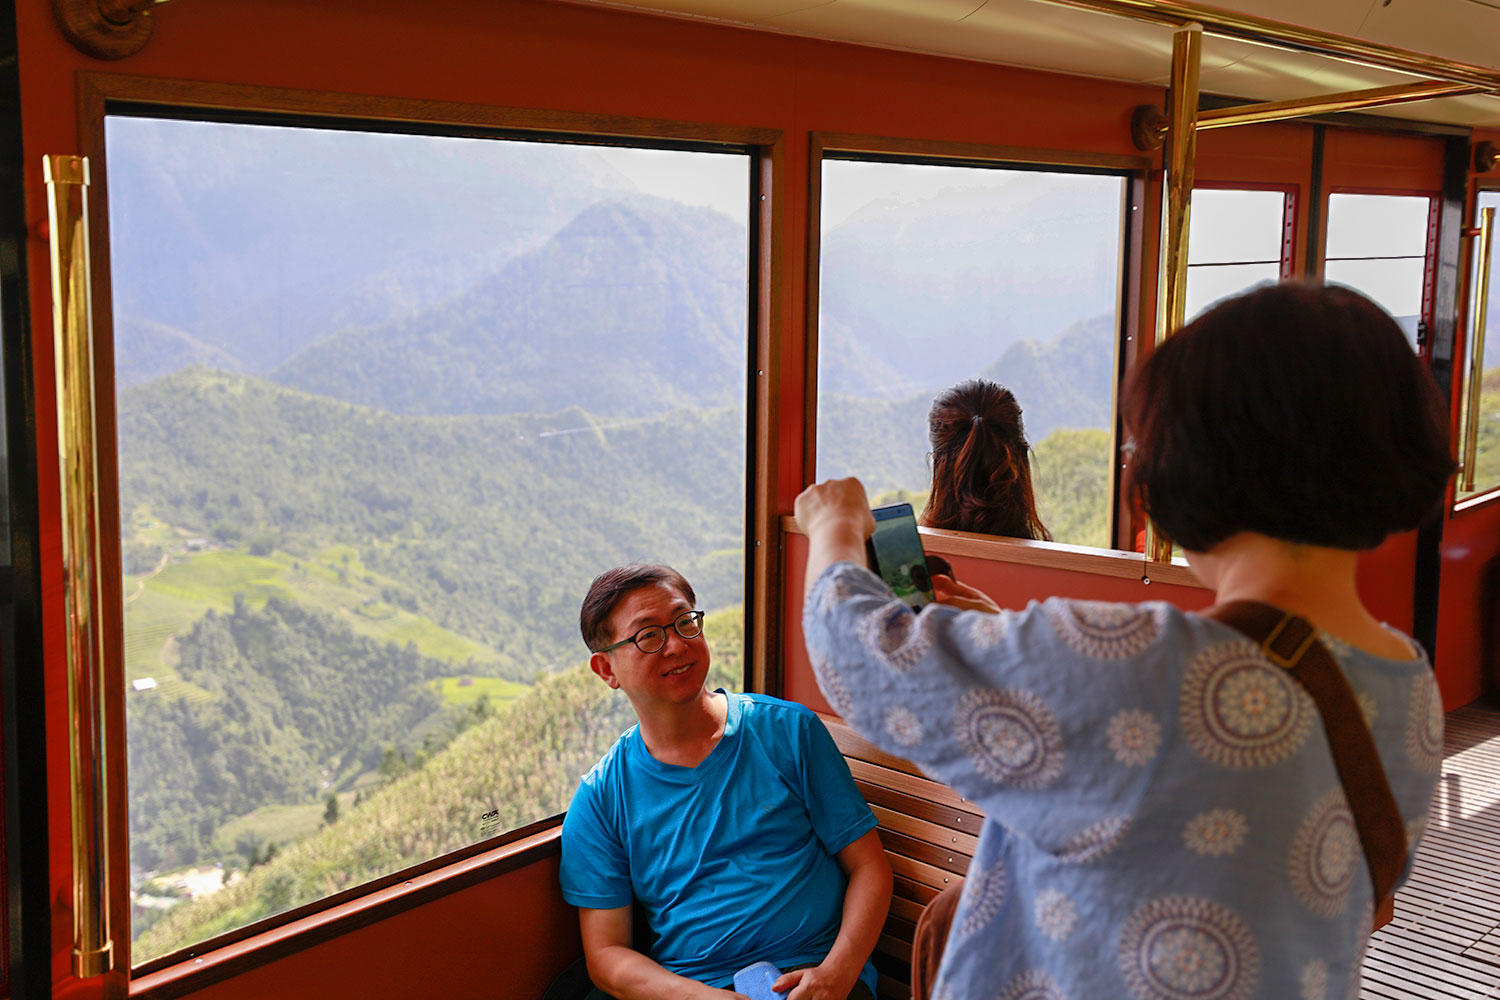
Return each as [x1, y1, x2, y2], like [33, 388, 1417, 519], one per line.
[1205, 600, 1408, 910]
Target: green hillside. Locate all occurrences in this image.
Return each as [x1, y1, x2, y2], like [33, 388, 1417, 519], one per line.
[117, 368, 747, 668]
[133, 606, 744, 963]
[127, 595, 456, 873]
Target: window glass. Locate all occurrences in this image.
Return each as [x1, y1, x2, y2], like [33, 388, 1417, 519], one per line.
[1459, 190, 1500, 501]
[1325, 193, 1430, 258]
[109, 116, 750, 963]
[815, 158, 1125, 549]
[1184, 189, 1287, 320]
[1324, 193, 1431, 349]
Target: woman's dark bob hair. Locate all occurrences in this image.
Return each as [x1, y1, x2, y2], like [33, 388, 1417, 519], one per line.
[1122, 282, 1454, 553]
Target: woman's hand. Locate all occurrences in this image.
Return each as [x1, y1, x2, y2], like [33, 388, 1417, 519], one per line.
[795, 479, 877, 599]
[932, 574, 1001, 614]
[794, 477, 876, 540]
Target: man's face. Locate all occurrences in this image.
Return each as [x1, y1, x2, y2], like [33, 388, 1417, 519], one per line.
[589, 582, 711, 709]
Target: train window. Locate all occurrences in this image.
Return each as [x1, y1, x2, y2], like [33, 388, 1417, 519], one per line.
[1324, 193, 1434, 349]
[814, 157, 1127, 549]
[1185, 188, 1290, 320]
[1459, 189, 1500, 502]
[108, 115, 751, 963]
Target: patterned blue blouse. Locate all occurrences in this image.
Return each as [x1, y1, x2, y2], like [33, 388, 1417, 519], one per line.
[802, 563, 1442, 1000]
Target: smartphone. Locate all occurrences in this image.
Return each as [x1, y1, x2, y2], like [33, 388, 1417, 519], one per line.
[865, 503, 935, 610]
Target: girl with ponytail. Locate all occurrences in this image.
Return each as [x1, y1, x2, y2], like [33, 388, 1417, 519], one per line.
[920, 378, 1050, 541]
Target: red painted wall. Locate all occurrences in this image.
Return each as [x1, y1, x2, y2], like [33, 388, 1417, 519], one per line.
[137, 855, 581, 1000]
[1433, 125, 1500, 711]
[10, 0, 1491, 995]
[11, 0, 1161, 995]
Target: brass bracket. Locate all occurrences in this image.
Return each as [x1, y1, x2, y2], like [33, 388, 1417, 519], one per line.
[1476, 141, 1499, 174]
[52, 0, 171, 61]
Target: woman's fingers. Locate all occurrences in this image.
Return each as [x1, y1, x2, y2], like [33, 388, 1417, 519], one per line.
[794, 477, 876, 538]
[932, 574, 1002, 614]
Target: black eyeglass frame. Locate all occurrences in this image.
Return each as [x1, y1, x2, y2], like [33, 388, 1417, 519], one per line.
[594, 610, 706, 654]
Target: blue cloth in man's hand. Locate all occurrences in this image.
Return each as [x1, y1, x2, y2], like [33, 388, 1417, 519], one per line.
[733, 961, 790, 1000]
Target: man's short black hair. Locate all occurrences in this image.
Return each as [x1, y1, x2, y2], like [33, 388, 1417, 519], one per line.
[1122, 282, 1454, 552]
[579, 564, 696, 653]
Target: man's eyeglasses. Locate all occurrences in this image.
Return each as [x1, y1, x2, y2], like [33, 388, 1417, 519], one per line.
[595, 610, 706, 654]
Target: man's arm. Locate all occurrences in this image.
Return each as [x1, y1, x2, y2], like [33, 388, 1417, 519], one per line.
[579, 906, 736, 1000]
[772, 829, 893, 1000]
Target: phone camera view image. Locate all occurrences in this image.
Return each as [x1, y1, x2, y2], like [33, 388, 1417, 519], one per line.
[865, 504, 934, 610]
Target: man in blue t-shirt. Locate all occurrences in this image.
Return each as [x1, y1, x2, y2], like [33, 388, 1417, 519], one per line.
[560, 564, 891, 1000]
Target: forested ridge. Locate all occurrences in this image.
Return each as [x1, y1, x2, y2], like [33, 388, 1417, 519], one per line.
[128, 596, 452, 873]
[118, 369, 747, 668]
[133, 607, 744, 963]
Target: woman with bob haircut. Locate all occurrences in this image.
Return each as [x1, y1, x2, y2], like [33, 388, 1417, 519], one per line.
[794, 282, 1452, 1000]
[922, 379, 1051, 542]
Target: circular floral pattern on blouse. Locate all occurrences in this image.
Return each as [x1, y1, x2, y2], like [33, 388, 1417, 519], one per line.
[885, 706, 924, 747]
[810, 655, 856, 719]
[857, 602, 929, 672]
[1035, 888, 1078, 942]
[1182, 809, 1248, 858]
[997, 970, 1069, 1000]
[967, 610, 1012, 650]
[1118, 897, 1259, 1000]
[1299, 959, 1328, 1000]
[1288, 788, 1359, 917]
[1108, 709, 1163, 766]
[955, 689, 1065, 788]
[1405, 674, 1443, 773]
[1048, 600, 1161, 659]
[1181, 640, 1314, 768]
[955, 858, 1007, 938]
[1058, 815, 1131, 864]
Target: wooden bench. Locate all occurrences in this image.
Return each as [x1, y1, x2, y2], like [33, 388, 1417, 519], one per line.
[818, 713, 981, 1000]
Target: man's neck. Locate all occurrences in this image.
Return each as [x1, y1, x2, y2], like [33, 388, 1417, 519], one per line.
[635, 688, 729, 769]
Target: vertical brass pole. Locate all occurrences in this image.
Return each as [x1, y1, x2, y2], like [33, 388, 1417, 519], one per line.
[1143, 23, 1202, 566]
[45, 154, 113, 980]
[1461, 207, 1495, 493]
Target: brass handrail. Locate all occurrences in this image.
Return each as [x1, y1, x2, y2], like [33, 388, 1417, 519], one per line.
[1022, 0, 1500, 91]
[1134, 81, 1487, 148]
[1462, 207, 1496, 494]
[1142, 24, 1200, 567]
[44, 154, 114, 980]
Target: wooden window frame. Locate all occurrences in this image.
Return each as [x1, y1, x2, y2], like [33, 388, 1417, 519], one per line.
[803, 132, 1149, 556]
[74, 71, 784, 991]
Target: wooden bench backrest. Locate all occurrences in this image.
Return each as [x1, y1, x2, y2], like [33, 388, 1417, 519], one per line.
[818, 713, 981, 1000]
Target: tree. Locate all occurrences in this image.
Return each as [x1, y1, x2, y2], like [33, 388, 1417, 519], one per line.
[323, 793, 340, 826]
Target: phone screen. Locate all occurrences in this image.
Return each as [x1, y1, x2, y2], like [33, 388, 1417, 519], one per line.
[866, 503, 935, 610]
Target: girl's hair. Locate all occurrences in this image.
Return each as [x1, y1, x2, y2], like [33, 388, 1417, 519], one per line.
[922, 379, 1051, 541]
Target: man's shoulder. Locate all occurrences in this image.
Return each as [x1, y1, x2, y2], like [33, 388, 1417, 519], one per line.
[576, 723, 641, 795]
[734, 691, 817, 727]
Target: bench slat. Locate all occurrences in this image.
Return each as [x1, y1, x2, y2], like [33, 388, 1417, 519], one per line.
[845, 757, 976, 814]
[820, 713, 929, 778]
[876, 827, 971, 875]
[871, 804, 981, 856]
[859, 780, 983, 831]
[889, 852, 965, 892]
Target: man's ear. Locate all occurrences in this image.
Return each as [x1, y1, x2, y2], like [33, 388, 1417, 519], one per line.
[590, 651, 621, 689]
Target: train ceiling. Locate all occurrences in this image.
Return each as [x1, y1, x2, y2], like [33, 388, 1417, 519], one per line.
[564, 0, 1500, 128]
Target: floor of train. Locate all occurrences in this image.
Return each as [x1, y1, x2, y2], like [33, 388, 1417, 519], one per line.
[1363, 697, 1500, 999]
